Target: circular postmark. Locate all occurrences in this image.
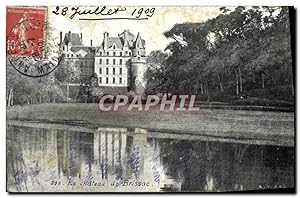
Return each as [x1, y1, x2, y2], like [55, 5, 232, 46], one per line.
[6, 7, 62, 77]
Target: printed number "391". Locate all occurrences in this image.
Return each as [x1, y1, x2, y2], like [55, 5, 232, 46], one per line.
[50, 180, 62, 185]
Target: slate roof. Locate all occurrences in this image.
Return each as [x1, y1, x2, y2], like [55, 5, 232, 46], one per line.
[63, 33, 83, 46]
[118, 31, 135, 47]
[97, 30, 145, 51]
[107, 37, 123, 49]
[68, 46, 95, 58]
[134, 32, 145, 49]
[70, 46, 91, 52]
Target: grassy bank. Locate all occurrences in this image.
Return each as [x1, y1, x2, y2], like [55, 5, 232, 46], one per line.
[7, 103, 295, 147]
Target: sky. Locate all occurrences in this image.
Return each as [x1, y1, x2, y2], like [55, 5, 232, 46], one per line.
[48, 6, 225, 54]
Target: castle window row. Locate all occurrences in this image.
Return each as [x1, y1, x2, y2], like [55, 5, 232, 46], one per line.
[65, 54, 84, 58]
[99, 59, 127, 65]
[99, 67, 123, 75]
[99, 77, 124, 84]
[99, 51, 132, 56]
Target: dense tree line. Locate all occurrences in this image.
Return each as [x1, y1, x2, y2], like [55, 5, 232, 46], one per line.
[146, 7, 294, 103]
[6, 58, 82, 106]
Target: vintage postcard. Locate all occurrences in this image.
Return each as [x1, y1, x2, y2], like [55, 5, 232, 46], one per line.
[6, 5, 295, 193]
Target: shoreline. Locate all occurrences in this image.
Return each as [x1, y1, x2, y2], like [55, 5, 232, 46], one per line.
[6, 103, 295, 147]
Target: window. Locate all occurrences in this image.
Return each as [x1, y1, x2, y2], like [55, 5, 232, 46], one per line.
[119, 68, 122, 74]
[99, 67, 102, 74]
[113, 45, 116, 50]
[99, 77, 102, 83]
[129, 52, 131, 56]
[71, 54, 74, 57]
[106, 59, 109, 64]
[113, 68, 115, 75]
[138, 57, 140, 60]
[138, 51, 140, 55]
[106, 68, 109, 75]
[113, 52, 116, 56]
[120, 52, 122, 56]
[100, 51, 102, 56]
[113, 77, 115, 84]
[66, 54, 69, 58]
[119, 77, 122, 84]
[107, 52, 109, 56]
[106, 77, 108, 83]
[113, 59, 115, 65]
[99, 59, 102, 64]
[62, 46, 65, 50]
[119, 59, 122, 65]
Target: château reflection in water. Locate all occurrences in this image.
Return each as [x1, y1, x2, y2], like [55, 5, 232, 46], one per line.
[7, 124, 294, 192]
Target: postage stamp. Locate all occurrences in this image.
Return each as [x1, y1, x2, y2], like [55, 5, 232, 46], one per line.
[6, 6, 62, 77]
[6, 7, 47, 58]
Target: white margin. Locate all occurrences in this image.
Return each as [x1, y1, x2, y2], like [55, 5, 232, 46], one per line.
[1, 0, 298, 198]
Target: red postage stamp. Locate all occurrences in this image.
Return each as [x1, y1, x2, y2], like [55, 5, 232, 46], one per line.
[6, 7, 47, 58]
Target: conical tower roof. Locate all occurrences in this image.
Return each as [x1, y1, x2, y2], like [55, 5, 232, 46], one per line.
[134, 32, 145, 49]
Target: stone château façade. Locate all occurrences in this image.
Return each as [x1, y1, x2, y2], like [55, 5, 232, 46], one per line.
[59, 30, 148, 94]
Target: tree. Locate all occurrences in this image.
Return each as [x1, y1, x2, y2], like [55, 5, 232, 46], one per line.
[6, 57, 65, 105]
[54, 58, 82, 102]
[145, 50, 169, 94]
[146, 6, 293, 102]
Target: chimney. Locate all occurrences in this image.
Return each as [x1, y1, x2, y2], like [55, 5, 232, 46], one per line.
[124, 29, 129, 43]
[103, 32, 109, 50]
[59, 32, 62, 44]
[123, 30, 130, 48]
[67, 31, 71, 51]
[90, 40, 93, 46]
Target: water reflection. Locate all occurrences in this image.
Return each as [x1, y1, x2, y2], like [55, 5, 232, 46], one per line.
[7, 123, 294, 192]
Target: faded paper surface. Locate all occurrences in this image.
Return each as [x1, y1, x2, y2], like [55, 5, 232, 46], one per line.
[6, 5, 294, 193]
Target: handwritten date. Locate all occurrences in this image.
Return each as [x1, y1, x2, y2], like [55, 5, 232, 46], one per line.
[52, 6, 155, 20]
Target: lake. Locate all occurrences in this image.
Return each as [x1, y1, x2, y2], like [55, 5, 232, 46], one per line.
[7, 121, 294, 192]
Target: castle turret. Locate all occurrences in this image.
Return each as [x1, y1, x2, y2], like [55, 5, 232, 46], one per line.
[131, 32, 148, 95]
[132, 32, 146, 57]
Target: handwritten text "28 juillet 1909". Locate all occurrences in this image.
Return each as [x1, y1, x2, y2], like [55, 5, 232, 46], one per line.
[52, 6, 156, 20]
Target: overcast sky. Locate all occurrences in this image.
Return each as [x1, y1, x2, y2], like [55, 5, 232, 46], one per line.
[49, 6, 225, 54]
